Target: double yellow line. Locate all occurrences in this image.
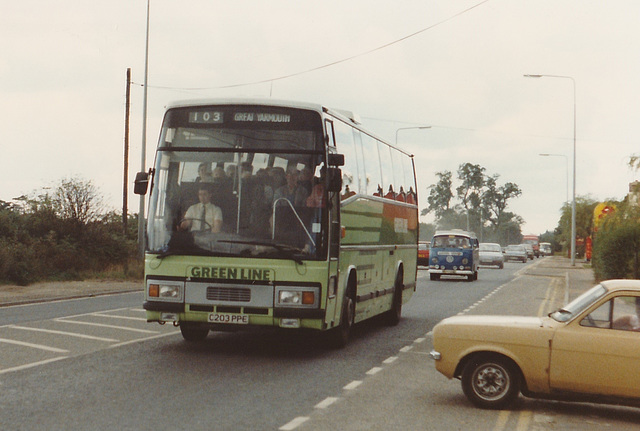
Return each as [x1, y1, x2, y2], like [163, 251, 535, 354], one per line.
[493, 276, 563, 431]
[537, 276, 563, 317]
[494, 410, 532, 431]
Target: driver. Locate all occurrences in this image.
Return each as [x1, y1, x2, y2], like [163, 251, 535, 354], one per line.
[179, 186, 223, 232]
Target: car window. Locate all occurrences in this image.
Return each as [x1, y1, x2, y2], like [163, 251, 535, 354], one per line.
[551, 284, 607, 322]
[580, 295, 640, 331]
[580, 300, 612, 328]
[612, 296, 640, 331]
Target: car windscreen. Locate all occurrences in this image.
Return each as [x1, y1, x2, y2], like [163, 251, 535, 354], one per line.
[550, 284, 607, 322]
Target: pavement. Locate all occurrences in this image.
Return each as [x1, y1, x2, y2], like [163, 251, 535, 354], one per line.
[0, 279, 143, 307]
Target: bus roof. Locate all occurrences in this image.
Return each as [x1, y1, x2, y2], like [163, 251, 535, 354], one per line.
[162, 98, 413, 157]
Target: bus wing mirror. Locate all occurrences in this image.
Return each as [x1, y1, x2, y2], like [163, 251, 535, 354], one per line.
[328, 153, 345, 167]
[134, 171, 149, 195]
[327, 168, 342, 192]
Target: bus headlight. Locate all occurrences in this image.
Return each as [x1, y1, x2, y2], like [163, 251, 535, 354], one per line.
[147, 281, 183, 301]
[462, 258, 469, 265]
[276, 287, 319, 308]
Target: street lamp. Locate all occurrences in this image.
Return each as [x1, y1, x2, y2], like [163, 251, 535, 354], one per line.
[395, 126, 431, 145]
[539, 153, 569, 204]
[138, 0, 151, 258]
[525, 74, 577, 266]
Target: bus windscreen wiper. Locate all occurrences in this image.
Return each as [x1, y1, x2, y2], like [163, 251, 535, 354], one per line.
[219, 240, 305, 265]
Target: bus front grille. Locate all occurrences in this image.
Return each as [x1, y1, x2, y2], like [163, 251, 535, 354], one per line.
[206, 286, 251, 302]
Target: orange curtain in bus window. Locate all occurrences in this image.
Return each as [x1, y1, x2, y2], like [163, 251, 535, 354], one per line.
[384, 185, 395, 199]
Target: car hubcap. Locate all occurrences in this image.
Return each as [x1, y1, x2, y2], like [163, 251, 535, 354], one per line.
[473, 364, 509, 400]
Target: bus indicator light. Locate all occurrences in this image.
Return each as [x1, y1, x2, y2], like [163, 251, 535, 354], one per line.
[302, 291, 315, 305]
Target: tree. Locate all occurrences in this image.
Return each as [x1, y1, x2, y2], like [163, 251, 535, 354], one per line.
[556, 195, 599, 256]
[482, 175, 522, 230]
[422, 163, 523, 243]
[422, 171, 454, 219]
[53, 177, 104, 224]
[456, 163, 485, 229]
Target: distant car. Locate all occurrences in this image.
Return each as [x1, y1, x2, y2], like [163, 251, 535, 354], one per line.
[429, 280, 640, 409]
[479, 243, 504, 269]
[522, 243, 534, 260]
[540, 242, 552, 256]
[418, 241, 430, 266]
[504, 245, 527, 263]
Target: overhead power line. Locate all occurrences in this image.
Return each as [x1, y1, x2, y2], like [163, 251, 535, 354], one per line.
[135, 0, 491, 92]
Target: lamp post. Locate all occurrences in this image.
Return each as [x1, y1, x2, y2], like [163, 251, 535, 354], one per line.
[539, 153, 569, 204]
[525, 74, 576, 266]
[138, 0, 151, 258]
[395, 126, 431, 146]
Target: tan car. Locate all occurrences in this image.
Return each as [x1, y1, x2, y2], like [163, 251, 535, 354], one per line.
[429, 280, 640, 409]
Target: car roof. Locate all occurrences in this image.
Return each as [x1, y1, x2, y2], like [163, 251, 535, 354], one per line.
[601, 279, 640, 292]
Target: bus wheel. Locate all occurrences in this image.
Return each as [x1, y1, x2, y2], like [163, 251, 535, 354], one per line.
[180, 323, 209, 342]
[329, 296, 354, 348]
[384, 274, 403, 326]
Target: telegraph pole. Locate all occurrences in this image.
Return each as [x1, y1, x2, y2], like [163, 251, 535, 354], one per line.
[123, 68, 131, 235]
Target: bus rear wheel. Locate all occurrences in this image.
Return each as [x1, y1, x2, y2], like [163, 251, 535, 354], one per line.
[384, 273, 403, 326]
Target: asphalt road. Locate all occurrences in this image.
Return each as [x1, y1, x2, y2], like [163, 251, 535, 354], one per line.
[1, 257, 637, 430]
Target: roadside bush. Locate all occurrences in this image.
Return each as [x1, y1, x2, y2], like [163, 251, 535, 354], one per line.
[592, 221, 640, 280]
[0, 180, 139, 285]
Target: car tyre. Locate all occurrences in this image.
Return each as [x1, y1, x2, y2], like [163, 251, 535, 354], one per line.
[461, 355, 520, 409]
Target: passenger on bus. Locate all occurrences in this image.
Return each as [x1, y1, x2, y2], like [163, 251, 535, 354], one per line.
[306, 168, 326, 208]
[237, 162, 270, 236]
[195, 163, 214, 183]
[298, 166, 314, 196]
[179, 186, 223, 232]
[274, 167, 309, 207]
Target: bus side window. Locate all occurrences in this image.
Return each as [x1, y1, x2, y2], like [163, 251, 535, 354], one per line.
[378, 141, 393, 198]
[361, 134, 382, 197]
[334, 120, 359, 197]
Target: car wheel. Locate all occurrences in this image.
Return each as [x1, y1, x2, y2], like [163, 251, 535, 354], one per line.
[498, 263, 504, 269]
[461, 356, 520, 409]
[430, 273, 440, 281]
[180, 323, 209, 342]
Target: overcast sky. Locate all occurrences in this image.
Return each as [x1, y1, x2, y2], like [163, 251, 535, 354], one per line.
[2, 0, 638, 235]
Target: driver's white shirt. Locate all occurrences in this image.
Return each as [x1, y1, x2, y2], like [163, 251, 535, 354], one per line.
[184, 202, 222, 231]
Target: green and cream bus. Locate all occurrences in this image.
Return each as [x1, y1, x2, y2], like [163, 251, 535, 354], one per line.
[135, 99, 418, 346]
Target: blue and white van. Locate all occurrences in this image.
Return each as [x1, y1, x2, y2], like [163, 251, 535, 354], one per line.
[429, 230, 479, 281]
